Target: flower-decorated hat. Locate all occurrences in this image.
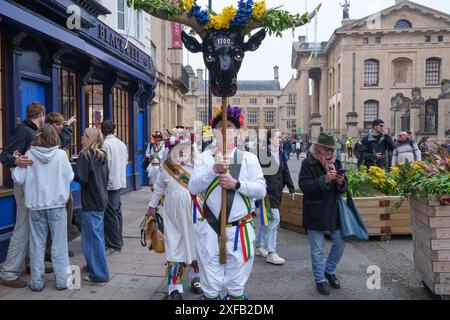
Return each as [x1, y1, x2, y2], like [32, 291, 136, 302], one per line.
[150, 131, 164, 144]
[210, 105, 244, 129]
[165, 126, 194, 151]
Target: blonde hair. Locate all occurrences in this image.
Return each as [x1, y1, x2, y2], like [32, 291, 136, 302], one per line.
[80, 127, 106, 161]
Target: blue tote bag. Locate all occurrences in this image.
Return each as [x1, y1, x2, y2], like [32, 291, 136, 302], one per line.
[338, 190, 369, 241]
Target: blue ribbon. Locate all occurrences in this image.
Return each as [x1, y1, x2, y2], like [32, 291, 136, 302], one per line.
[193, 203, 197, 224]
[233, 225, 240, 252]
[259, 200, 264, 225]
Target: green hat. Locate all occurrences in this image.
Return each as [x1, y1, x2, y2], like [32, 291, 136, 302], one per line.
[313, 132, 340, 150]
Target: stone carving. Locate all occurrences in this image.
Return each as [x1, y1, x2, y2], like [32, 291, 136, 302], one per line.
[390, 92, 411, 111]
[438, 79, 450, 100]
[410, 87, 425, 108]
[424, 99, 438, 133]
[340, 1, 350, 19]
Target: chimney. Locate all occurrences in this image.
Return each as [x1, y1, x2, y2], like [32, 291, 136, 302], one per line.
[274, 65, 279, 81]
[197, 68, 204, 82]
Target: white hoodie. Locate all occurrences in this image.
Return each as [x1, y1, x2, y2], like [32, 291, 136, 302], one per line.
[13, 146, 74, 211]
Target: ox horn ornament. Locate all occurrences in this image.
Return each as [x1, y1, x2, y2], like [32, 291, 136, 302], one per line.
[129, 0, 320, 264]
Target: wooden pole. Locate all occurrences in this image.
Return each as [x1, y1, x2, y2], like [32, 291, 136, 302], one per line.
[219, 97, 228, 264]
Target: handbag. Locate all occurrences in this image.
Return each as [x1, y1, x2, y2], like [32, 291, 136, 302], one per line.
[338, 189, 369, 241]
[139, 210, 165, 253]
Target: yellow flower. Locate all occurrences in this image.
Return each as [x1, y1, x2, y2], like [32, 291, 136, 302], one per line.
[253, 0, 266, 20]
[390, 167, 400, 175]
[213, 106, 222, 116]
[206, 6, 237, 30]
[181, 0, 194, 12]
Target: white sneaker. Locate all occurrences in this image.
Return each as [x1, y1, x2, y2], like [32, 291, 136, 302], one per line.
[255, 247, 268, 258]
[266, 252, 285, 265]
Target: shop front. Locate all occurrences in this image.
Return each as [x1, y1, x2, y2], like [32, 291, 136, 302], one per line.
[0, 0, 156, 261]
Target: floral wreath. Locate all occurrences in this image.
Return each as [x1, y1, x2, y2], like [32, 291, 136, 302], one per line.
[165, 127, 194, 150]
[131, 0, 314, 37]
[150, 131, 164, 144]
[210, 105, 245, 127]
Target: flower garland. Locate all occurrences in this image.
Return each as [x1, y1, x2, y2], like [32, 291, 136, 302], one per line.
[210, 105, 244, 126]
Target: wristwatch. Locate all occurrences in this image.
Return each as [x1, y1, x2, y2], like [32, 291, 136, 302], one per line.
[235, 180, 241, 190]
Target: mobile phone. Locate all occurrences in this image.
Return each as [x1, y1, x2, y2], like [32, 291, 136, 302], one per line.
[337, 169, 347, 176]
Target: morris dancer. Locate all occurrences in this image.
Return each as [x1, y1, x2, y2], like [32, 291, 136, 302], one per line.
[145, 131, 166, 189]
[146, 128, 202, 300]
[188, 106, 266, 300]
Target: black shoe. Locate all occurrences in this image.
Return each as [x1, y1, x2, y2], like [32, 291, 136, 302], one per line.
[316, 281, 330, 295]
[325, 272, 341, 289]
[168, 290, 183, 300]
[191, 277, 203, 295]
[68, 250, 74, 257]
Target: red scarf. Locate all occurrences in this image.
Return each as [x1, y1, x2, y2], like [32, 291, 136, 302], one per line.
[313, 147, 336, 172]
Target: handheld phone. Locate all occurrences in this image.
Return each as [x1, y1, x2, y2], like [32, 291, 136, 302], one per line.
[337, 169, 347, 176]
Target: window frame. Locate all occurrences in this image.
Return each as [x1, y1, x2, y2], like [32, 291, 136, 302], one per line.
[117, 0, 126, 30]
[364, 59, 379, 87]
[247, 109, 258, 124]
[394, 20, 412, 29]
[425, 58, 441, 86]
[0, 30, 5, 188]
[264, 110, 275, 124]
[60, 68, 79, 157]
[249, 98, 257, 105]
[363, 100, 379, 129]
[112, 86, 131, 156]
[266, 98, 274, 105]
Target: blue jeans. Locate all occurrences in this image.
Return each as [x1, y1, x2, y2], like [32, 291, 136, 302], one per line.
[307, 229, 346, 283]
[29, 207, 70, 290]
[256, 208, 280, 253]
[81, 211, 109, 281]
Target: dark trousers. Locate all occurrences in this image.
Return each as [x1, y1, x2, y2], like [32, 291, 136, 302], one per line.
[347, 147, 353, 157]
[104, 189, 123, 251]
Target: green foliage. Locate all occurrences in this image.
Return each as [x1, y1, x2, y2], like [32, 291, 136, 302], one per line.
[130, 0, 184, 18]
[258, 10, 309, 38]
[346, 170, 381, 197]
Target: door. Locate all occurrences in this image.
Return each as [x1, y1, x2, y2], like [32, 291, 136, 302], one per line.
[21, 80, 46, 119]
[137, 109, 144, 186]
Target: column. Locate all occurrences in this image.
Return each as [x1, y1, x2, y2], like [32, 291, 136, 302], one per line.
[438, 99, 450, 140]
[297, 69, 310, 135]
[319, 68, 329, 130]
[312, 78, 320, 115]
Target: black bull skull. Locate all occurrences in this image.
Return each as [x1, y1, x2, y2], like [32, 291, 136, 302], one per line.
[182, 29, 266, 97]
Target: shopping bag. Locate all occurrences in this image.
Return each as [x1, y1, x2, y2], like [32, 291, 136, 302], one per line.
[338, 190, 369, 241]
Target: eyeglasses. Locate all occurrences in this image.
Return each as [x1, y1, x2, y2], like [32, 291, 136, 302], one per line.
[379, 125, 384, 127]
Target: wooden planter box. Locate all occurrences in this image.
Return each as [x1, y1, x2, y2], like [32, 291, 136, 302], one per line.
[410, 196, 450, 297]
[279, 192, 411, 240]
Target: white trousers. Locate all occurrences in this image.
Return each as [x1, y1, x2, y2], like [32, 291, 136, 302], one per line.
[195, 219, 255, 298]
[147, 164, 160, 185]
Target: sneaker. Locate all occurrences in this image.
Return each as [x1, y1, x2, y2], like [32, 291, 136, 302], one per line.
[190, 277, 203, 295]
[325, 272, 341, 289]
[266, 252, 285, 265]
[316, 281, 330, 295]
[0, 278, 28, 288]
[83, 275, 109, 283]
[255, 247, 268, 258]
[168, 290, 183, 300]
[29, 284, 45, 292]
[105, 248, 121, 256]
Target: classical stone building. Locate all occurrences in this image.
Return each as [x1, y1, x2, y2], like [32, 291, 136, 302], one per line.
[184, 66, 283, 132]
[99, 0, 189, 132]
[291, 0, 450, 141]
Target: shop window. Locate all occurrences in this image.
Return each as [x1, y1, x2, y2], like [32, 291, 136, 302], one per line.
[364, 100, 379, 129]
[60, 68, 78, 157]
[85, 84, 104, 128]
[113, 87, 130, 152]
[21, 36, 48, 76]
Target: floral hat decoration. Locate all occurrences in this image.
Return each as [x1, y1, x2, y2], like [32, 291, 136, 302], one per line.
[210, 105, 244, 129]
[150, 130, 164, 144]
[165, 126, 195, 150]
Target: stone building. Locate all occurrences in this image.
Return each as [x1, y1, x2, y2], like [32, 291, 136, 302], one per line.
[291, 0, 450, 141]
[99, 0, 189, 132]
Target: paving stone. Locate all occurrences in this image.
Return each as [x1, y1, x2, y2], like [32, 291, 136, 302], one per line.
[108, 262, 143, 274]
[134, 264, 165, 277]
[110, 288, 153, 300]
[69, 286, 118, 300]
[105, 274, 149, 289]
[142, 277, 164, 290]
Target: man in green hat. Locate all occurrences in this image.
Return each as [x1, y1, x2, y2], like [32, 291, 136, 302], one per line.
[298, 132, 347, 296]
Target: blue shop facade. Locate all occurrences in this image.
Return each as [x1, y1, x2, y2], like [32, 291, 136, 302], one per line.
[0, 0, 157, 261]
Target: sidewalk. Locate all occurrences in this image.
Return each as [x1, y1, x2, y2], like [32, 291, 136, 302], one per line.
[0, 187, 166, 300]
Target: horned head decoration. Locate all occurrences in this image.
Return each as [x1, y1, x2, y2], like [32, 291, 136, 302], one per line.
[130, 0, 321, 97]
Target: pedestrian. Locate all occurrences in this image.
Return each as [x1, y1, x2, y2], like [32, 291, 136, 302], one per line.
[101, 120, 128, 256]
[189, 106, 266, 300]
[418, 136, 432, 162]
[0, 102, 46, 288]
[441, 138, 450, 153]
[335, 138, 342, 161]
[345, 137, 354, 158]
[145, 131, 166, 189]
[73, 128, 109, 283]
[295, 140, 302, 160]
[12, 125, 73, 291]
[360, 119, 395, 170]
[298, 132, 347, 296]
[256, 129, 296, 265]
[283, 138, 291, 160]
[147, 127, 203, 300]
[45, 112, 77, 259]
[392, 131, 421, 166]
[353, 137, 364, 168]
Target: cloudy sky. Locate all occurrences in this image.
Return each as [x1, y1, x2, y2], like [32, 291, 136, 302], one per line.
[183, 0, 448, 87]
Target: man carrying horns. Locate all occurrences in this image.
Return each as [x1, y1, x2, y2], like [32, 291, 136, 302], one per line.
[188, 106, 266, 300]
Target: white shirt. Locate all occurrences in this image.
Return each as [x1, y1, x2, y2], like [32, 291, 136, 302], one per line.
[104, 135, 128, 191]
[269, 145, 280, 165]
[145, 142, 166, 165]
[188, 148, 266, 223]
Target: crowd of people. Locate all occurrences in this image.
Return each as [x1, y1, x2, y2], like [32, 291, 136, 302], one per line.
[0, 102, 128, 290]
[0, 102, 448, 299]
